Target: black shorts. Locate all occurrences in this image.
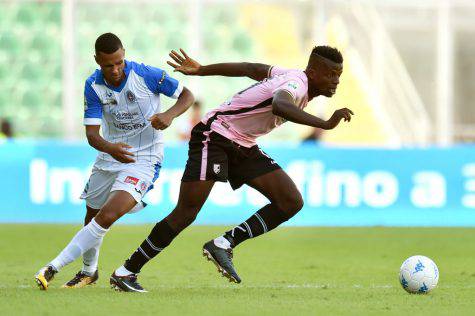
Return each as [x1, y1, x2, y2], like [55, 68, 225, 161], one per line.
[182, 122, 281, 190]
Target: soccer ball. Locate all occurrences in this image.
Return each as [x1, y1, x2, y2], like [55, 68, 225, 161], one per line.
[399, 255, 439, 294]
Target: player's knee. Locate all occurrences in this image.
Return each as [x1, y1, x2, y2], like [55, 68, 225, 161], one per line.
[167, 205, 199, 231]
[276, 192, 304, 215]
[182, 210, 198, 226]
[95, 209, 119, 228]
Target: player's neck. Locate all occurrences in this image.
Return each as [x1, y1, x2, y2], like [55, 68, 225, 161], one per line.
[104, 73, 125, 87]
[304, 70, 317, 100]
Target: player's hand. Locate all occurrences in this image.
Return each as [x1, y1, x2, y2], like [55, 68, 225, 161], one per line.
[326, 108, 354, 129]
[167, 49, 201, 75]
[107, 142, 135, 163]
[148, 112, 174, 130]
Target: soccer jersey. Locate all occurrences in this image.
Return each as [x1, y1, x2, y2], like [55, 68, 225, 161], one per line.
[201, 66, 309, 147]
[83, 60, 183, 164]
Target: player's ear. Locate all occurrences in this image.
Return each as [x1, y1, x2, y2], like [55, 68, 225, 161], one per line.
[306, 67, 317, 79]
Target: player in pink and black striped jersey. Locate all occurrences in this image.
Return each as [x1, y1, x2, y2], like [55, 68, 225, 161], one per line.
[110, 46, 354, 291]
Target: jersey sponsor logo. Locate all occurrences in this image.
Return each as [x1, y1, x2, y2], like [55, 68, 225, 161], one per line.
[126, 90, 137, 103]
[114, 111, 139, 121]
[113, 122, 147, 130]
[213, 164, 221, 174]
[125, 176, 139, 185]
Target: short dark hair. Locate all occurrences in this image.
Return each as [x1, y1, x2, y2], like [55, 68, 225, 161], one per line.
[308, 46, 343, 66]
[95, 33, 123, 54]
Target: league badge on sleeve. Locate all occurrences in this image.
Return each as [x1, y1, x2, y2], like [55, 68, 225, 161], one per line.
[287, 81, 299, 90]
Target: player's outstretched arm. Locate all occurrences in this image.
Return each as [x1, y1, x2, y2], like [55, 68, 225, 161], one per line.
[148, 87, 195, 130]
[272, 90, 354, 130]
[167, 49, 270, 81]
[85, 125, 135, 163]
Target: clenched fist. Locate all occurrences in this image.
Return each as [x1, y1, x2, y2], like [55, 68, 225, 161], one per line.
[148, 112, 174, 130]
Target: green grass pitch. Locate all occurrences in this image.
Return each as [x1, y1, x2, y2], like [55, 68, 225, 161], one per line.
[0, 224, 474, 315]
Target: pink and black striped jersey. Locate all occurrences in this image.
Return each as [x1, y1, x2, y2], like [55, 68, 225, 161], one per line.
[201, 66, 309, 147]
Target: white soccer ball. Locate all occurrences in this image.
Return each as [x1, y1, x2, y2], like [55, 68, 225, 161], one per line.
[399, 255, 439, 294]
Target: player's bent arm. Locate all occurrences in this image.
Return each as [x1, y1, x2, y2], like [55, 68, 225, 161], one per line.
[272, 91, 332, 130]
[85, 125, 135, 163]
[148, 87, 195, 130]
[163, 87, 195, 119]
[85, 125, 113, 152]
[197, 63, 271, 81]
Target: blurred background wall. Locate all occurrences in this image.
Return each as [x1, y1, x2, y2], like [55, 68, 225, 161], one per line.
[1, 0, 474, 145]
[1, 0, 474, 225]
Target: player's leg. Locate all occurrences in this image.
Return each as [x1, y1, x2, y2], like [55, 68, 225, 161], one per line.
[63, 206, 100, 288]
[203, 148, 303, 283]
[110, 180, 214, 292]
[222, 168, 303, 247]
[35, 191, 137, 290]
[110, 123, 228, 292]
[34, 167, 113, 290]
[203, 169, 302, 283]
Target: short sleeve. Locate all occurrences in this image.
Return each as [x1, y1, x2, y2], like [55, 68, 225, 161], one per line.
[83, 80, 102, 125]
[268, 66, 290, 77]
[141, 65, 183, 99]
[272, 76, 306, 101]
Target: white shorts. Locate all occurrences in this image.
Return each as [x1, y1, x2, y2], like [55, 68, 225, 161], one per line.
[80, 159, 161, 210]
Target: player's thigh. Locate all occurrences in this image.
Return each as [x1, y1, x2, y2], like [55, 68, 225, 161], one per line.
[80, 167, 116, 209]
[96, 190, 138, 227]
[228, 146, 281, 190]
[246, 168, 303, 213]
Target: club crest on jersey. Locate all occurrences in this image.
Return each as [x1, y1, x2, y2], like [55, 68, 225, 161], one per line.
[213, 164, 221, 174]
[125, 176, 139, 185]
[126, 90, 137, 103]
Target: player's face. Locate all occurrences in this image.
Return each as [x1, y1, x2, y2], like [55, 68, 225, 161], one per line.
[95, 48, 126, 86]
[309, 59, 343, 97]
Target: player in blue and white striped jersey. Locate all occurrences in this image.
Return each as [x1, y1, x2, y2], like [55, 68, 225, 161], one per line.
[35, 33, 194, 291]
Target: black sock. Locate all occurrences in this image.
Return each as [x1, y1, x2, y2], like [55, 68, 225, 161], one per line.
[224, 204, 291, 248]
[124, 219, 178, 273]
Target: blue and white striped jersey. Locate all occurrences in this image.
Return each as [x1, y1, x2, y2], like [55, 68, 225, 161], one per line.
[83, 60, 182, 164]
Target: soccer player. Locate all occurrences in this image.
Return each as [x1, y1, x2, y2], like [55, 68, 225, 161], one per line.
[110, 46, 353, 292]
[34, 33, 194, 290]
